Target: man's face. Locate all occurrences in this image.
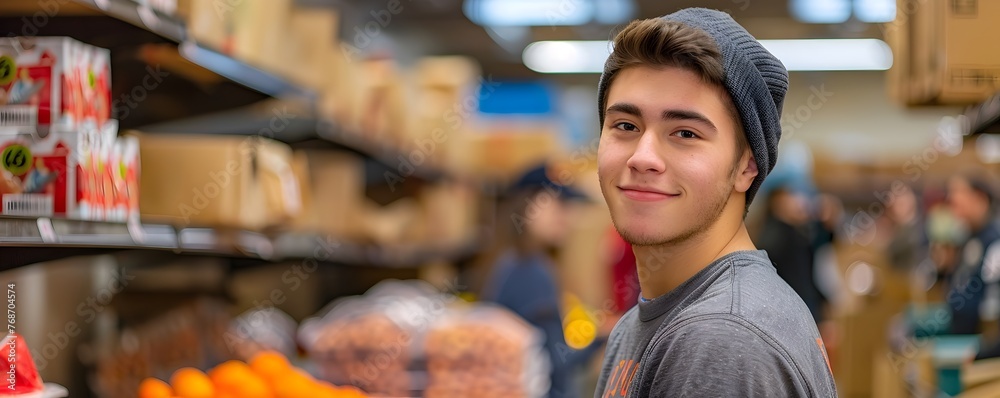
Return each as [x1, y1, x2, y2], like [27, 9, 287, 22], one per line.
[597, 65, 753, 246]
[948, 177, 987, 227]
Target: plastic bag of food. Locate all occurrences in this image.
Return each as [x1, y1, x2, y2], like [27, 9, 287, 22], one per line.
[423, 303, 550, 398]
[226, 307, 299, 361]
[299, 280, 451, 396]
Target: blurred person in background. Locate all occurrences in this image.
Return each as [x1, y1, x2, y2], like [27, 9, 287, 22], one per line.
[885, 184, 927, 272]
[757, 186, 826, 323]
[593, 9, 836, 397]
[606, 227, 640, 314]
[944, 174, 1000, 336]
[479, 164, 607, 398]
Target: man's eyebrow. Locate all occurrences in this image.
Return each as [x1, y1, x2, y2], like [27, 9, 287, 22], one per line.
[605, 103, 642, 117]
[662, 109, 717, 132]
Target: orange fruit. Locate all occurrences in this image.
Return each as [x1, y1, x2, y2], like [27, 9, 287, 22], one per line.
[210, 360, 274, 398]
[208, 360, 254, 388]
[333, 385, 369, 398]
[137, 377, 172, 398]
[273, 370, 319, 398]
[169, 367, 215, 398]
[249, 351, 291, 381]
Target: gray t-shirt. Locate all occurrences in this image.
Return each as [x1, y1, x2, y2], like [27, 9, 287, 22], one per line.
[594, 250, 837, 397]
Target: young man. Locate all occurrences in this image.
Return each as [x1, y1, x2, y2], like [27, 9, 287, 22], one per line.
[594, 9, 837, 397]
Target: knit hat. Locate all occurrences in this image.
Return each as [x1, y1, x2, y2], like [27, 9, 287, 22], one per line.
[597, 8, 788, 208]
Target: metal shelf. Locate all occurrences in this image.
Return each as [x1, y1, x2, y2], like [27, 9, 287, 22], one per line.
[70, 0, 316, 103]
[0, 216, 482, 269]
[141, 104, 458, 183]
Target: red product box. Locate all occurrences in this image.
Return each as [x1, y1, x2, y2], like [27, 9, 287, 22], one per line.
[0, 37, 111, 135]
[0, 121, 120, 220]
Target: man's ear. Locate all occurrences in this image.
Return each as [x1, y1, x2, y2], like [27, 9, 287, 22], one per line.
[734, 151, 758, 193]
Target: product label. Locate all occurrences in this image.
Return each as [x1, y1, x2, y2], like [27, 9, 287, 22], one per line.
[0, 56, 15, 86]
[1, 145, 31, 177]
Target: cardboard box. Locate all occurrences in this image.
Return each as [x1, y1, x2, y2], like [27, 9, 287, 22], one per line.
[357, 59, 410, 145]
[409, 56, 481, 168]
[463, 127, 560, 180]
[138, 133, 298, 230]
[418, 182, 478, 246]
[889, 0, 1000, 105]
[180, 0, 293, 73]
[280, 7, 340, 89]
[290, 150, 365, 238]
[0, 121, 127, 220]
[319, 44, 366, 133]
[178, 0, 230, 52]
[231, 0, 293, 74]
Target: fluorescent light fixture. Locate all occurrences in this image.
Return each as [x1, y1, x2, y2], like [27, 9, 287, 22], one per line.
[464, 0, 593, 26]
[522, 39, 892, 73]
[594, 0, 636, 25]
[463, 0, 632, 26]
[791, 0, 851, 24]
[854, 0, 895, 23]
[523, 40, 612, 74]
[759, 39, 892, 71]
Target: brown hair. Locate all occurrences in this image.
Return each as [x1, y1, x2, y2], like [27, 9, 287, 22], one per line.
[600, 18, 748, 165]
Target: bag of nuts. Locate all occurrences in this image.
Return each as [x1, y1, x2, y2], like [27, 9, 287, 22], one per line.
[299, 280, 454, 397]
[423, 303, 550, 398]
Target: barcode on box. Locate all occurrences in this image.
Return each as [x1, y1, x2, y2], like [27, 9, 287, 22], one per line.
[0, 106, 37, 127]
[2, 194, 53, 216]
[949, 68, 1000, 87]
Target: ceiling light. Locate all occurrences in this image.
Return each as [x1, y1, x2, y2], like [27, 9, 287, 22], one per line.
[522, 39, 892, 73]
[523, 40, 612, 74]
[463, 0, 632, 27]
[854, 0, 896, 23]
[759, 39, 893, 71]
[791, 0, 851, 24]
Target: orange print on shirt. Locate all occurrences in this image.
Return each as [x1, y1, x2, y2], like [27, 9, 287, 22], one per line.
[604, 359, 640, 398]
[816, 338, 832, 374]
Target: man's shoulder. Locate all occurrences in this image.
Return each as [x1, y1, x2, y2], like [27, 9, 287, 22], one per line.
[640, 315, 835, 397]
[664, 252, 827, 371]
[677, 250, 806, 318]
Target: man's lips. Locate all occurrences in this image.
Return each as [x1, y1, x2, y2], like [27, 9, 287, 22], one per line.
[618, 186, 679, 202]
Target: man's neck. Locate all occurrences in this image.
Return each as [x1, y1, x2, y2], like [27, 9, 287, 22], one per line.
[633, 205, 757, 300]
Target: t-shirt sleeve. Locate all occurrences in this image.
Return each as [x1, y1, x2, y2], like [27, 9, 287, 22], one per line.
[645, 316, 814, 397]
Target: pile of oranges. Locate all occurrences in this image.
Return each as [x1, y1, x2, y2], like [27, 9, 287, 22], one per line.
[138, 351, 368, 398]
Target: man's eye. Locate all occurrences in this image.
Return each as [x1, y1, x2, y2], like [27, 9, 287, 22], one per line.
[675, 130, 698, 139]
[614, 122, 639, 132]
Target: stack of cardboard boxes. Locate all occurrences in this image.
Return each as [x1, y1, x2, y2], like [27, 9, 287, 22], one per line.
[887, 0, 1000, 105]
[137, 1, 550, 250]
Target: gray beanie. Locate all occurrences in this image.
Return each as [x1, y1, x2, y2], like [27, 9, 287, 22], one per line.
[597, 8, 788, 208]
